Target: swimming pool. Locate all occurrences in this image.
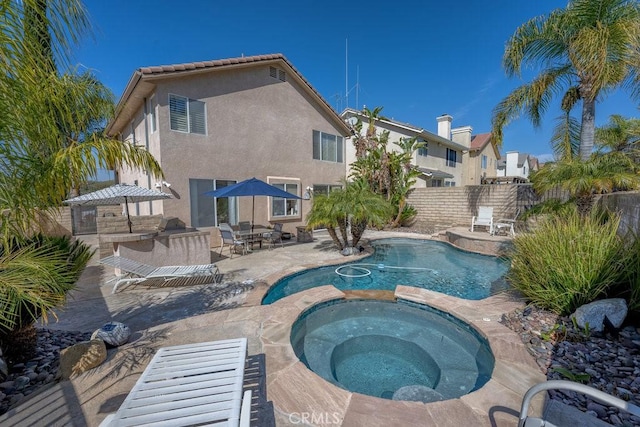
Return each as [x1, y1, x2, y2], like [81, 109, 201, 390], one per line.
[262, 238, 509, 304]
[290, 299, 495, 402]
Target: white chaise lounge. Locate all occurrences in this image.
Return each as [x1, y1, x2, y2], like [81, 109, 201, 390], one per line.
[100, 338, 252, 427]
[471, 206, 494, 234]
[100, 255, 221, 293]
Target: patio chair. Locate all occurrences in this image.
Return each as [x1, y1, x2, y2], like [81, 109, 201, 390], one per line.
[518, 380, 640, 427]
[471, 206, 494, 234]
[99, 338, 251, 427]
[493, 208, 520, 237]
[100, 255, 221, 293]
[219, 228, 247, 257]
[263, 223, 284, 250]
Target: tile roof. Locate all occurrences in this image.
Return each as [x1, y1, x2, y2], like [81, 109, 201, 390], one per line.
[470, 132, 491, 151]
[137, 53, 286, 75]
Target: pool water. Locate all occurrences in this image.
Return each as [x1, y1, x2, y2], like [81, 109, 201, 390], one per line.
[262, 238, 509, 304]
[290, 299, 495, 402]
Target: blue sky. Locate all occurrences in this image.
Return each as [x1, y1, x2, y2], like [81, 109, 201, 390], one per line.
[75, 0, 639, 164]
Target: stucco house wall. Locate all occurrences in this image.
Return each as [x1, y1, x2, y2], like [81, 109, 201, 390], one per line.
[108, 55, 350, 239]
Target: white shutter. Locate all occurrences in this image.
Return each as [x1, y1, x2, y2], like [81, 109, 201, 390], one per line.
[189, 99, 206, 135]
[169, 94, 188, 132]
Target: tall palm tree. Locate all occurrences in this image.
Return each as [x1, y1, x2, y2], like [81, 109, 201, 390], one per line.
[492, 0, 640, 160]
[0, 0, 163, 348]
[0, 0, 163, 236]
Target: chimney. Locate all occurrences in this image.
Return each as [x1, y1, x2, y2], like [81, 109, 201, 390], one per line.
[437, 114, 453, 139]
[506, 151, 519, 176]
[451, 126, 473, 149]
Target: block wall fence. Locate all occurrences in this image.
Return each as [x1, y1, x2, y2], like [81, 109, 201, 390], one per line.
[42, 187, 640, 239]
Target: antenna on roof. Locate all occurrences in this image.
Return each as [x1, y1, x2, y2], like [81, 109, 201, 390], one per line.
[345, 39, 348, 109]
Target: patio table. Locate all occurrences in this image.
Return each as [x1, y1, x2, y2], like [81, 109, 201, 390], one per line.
[234, 227, 271, 250]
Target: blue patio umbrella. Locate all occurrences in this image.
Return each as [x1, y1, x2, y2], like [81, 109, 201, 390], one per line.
[203, 177, 301, 231]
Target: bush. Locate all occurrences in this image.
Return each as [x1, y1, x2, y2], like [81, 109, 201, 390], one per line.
[508, 209, 626, 315]
[0, 234, 94, 334]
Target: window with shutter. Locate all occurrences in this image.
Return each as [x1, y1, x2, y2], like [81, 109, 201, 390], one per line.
[169, 94, 206, 135]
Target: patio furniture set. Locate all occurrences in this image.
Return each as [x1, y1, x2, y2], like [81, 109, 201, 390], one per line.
[471, 206, 519, 236]
[218, 222, 284, 258]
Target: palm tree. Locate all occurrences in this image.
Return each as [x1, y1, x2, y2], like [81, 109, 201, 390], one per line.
[0, 0, 163, 236]
[492, 0, 640, 160]
[595, 114, 640, 162]
[531, 152, 640, 215]
[305, 180, 393, 251]
[0, 0, 163, 352]
[389, 137, 425, 227]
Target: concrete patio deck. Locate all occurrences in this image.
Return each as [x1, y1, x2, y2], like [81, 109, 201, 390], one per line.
[0, 228, 547, 426]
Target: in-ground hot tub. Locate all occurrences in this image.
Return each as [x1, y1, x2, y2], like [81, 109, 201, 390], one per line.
[290, 299, 494, 402]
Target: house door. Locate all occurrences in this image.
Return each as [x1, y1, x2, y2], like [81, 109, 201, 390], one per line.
[71, 206, 97, 235]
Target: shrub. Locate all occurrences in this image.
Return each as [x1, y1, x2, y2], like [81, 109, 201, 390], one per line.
[0, 234, 93, 359]
[508, 209, 626, 315]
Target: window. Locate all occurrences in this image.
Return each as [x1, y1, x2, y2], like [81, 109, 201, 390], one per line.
[189, 179, 237, 227]
[169, 94, 206, 135]
[313, 130, 343, 163]
[272, 183, 299, 217]
[313, 184, 342, 195]
[149, 96, 157, 133]
[418, 139, 429, 157]
[130, 121, 136, 145]
[446, 148, 457, 167]
[481, 155, 487, 169]
[445, 181, 456, 187]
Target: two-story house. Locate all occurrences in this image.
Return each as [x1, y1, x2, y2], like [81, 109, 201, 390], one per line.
[494, 151, 539, 182]
[341, 110, 497, 187]
[452, 130, 500, 186]
[105, 54, 350, 233]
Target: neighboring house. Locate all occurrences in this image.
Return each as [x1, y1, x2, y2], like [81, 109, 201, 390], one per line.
[492, 151, 539, 182]
[341, 109, 468, 187]
[453, 131, 500, 186]
[105, 53, 350, 232]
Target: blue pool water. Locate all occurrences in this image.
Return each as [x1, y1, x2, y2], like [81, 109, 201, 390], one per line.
[262, 238, 509, 304]
[290, 299, 495, 401]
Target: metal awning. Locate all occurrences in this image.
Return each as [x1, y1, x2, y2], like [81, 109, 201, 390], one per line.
[417, 167, 454, 179]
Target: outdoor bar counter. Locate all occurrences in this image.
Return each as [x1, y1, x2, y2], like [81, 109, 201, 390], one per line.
[100, 229, 211, 267]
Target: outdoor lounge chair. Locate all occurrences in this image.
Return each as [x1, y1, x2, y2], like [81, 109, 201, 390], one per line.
[471, 206, 494, 234]
[100, 255, 221, 293]
[100, 338, 252, 427]
[519, 380, 640, 427]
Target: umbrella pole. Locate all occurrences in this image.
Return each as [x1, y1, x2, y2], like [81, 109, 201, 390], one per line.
[124, 196, 133, 233]
[251, 195, 255, 233]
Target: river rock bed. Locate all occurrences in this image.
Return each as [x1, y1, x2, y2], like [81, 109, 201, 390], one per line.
[501, 305, 640, 426]
[0, 329, 91, 415]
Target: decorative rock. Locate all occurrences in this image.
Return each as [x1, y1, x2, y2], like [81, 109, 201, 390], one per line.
[392, 385, 444, 403]
[340, 246, 360, 256]
[0, 357, 7, 382]
[91, 321, 131, 347]
[59, 339, 107, 380]
[571, 298, 628, 332]
[13, 376, 31, 390]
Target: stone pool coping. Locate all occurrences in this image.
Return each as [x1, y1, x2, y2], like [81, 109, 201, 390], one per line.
[262, 285, 546, 426]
